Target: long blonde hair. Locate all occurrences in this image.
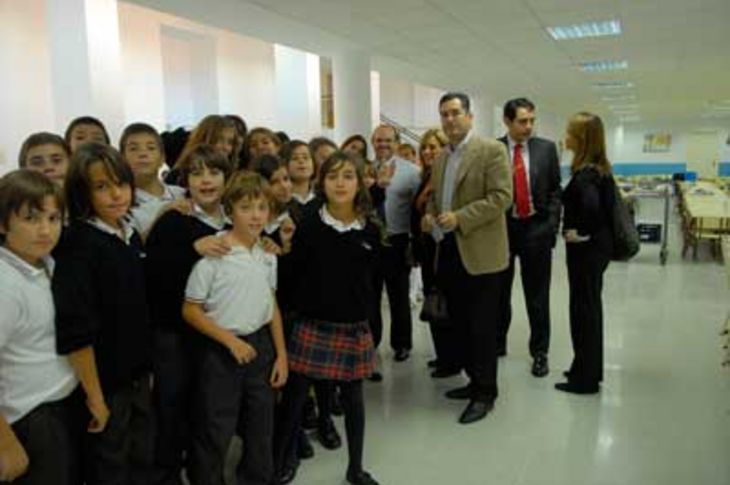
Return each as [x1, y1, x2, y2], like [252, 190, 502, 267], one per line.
[567, 112, 612, 176]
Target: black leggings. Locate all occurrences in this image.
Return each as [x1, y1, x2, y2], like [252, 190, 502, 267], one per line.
[275, 373, 365, 474]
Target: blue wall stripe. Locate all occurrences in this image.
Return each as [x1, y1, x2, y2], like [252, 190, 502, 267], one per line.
[560, 162, 730, 178]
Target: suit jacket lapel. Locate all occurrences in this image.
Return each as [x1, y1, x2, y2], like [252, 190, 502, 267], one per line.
[454, 138, 476, 190]
[528, 138, 538, 192]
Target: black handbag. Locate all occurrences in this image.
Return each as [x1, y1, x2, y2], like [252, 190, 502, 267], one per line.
[419, 242, 450, 327]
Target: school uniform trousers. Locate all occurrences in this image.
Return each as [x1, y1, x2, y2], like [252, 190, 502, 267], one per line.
[10, 388, 86, 485]
[188, 327, 275, 485]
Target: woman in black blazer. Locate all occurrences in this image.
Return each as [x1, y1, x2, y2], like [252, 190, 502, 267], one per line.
[556, 112, 615, 395]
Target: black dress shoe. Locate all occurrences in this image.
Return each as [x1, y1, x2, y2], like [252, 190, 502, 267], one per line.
[458, 399, 494, 424]
[554, 381, 599, 395]
[367, 371, 383, 382]
[277, 465, 297, 484]
[394, 348, 410, 362]
[427, 358, 439, 368]
[531, 354, 549, 378]
[444, 385, 473, 400]
[346, 469, 380, 485]
[296, 429, 314, 460]
[430, 367, 461, 378]
[331, 387, 344, 416]
[562, 370, 572, 379]
[317, 419, 342, 449]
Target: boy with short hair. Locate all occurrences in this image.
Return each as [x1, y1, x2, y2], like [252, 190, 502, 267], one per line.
[0, 170, 81, 484]
[182, 171, 288, 485]
[119, 123, 187, 235]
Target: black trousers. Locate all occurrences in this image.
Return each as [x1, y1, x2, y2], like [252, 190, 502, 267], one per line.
[497, 219, 553, 356]
[188, 329, 275, 485]
[152, 329, 196, 485]
[85, 376, 155, 485]
[566, 242, 609, 387]
[438, 233, 501, 401]
[275, 373, 366, 476]
[10, 387, 85, 485]
[370, 233, 413, 351]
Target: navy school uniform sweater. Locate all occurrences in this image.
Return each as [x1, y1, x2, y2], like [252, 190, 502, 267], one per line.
[52, 222, 152, 395]
[144, 210, 225, 332]
[289, 202, 383, 324]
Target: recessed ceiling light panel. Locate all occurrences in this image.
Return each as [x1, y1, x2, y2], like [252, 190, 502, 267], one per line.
[579, 60, 628, 72]
[547, 20, 622, 40]
[593, 81, 634, 89]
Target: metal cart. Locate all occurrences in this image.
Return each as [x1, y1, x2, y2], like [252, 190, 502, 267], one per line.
[623, 181, 671, 265]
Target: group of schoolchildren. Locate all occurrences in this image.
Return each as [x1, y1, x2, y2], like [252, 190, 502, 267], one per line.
[0, 114, 389, 485]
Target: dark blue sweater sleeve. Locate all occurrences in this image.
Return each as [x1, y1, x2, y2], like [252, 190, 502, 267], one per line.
[53, 236, 100, 354]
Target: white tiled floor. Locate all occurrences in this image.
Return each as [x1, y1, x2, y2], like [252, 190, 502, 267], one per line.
[281, 203, 730, 485]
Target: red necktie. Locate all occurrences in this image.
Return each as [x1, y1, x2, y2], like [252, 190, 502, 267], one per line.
[513, 144, 531, 219]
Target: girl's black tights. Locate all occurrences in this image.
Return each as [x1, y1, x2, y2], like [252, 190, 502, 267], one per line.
[275, 372, 365, 474]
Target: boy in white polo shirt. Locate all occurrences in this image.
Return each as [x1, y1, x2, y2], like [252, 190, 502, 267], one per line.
[0, 170, 81, 484]
[182, 171, 288, 485]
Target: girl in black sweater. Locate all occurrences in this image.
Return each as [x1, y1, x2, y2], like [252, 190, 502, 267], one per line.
[144, 145, 233, 484]
[556, 112, 615, 395]
[275, 152, 382, 485]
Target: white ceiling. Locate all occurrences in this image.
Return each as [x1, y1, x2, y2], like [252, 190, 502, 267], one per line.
[130, 0, 730, 125]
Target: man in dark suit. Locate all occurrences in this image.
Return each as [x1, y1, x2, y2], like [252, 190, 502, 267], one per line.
[496, 98, 562, 378]
[423, 92, 512, 424]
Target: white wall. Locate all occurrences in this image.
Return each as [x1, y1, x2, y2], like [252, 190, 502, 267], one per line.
[274, 45, 322, 140]
[0, 0, 55, 170]
[118, 2, 279, 131]
[217, 31, 276, 128]
[118, 1, 165, 128]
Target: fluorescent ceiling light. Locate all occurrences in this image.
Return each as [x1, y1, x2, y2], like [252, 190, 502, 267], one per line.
[602, 94, 636, 102]
[579, 60, 628, 72]
[547, 20, 622, 40]
[593, 81, 634, 89]
[608, 104, 639, 111]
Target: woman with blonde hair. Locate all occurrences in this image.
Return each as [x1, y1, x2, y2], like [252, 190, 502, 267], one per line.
[556, 112, 615, 395]
[411, 128, 460, 378]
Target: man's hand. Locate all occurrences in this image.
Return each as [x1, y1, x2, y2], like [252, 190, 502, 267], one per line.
[376, 162, 396, 188]
[194, 235, 231, 257]
[436, 212, 459, 231]
[0, 429, 29, 482]
[227, 337, 257, 365]
[86, 397, 110, 433]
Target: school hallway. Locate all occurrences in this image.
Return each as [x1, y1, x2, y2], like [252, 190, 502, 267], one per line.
[231, 203, 730, 485]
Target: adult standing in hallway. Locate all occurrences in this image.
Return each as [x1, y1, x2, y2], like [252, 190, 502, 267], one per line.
[556, 112, 614, 395]
[369, 124, 421, 363]
[496, 98, 562, 378]
[422, 93, 512, 424]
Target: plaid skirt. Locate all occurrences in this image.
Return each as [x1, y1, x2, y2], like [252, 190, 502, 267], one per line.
[288, 318, 376, 381]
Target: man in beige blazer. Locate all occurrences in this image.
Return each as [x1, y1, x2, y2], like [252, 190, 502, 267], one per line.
[423, 92, 512, 424]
